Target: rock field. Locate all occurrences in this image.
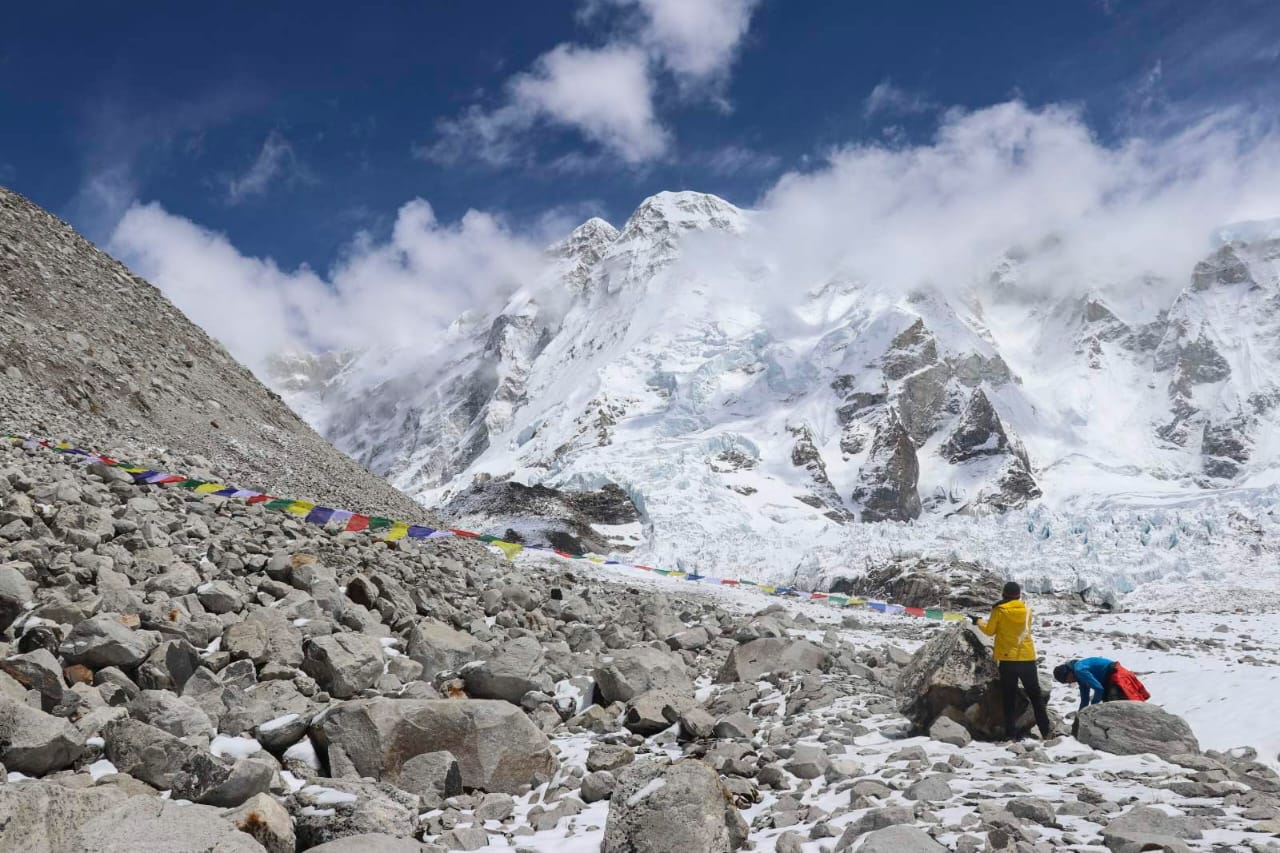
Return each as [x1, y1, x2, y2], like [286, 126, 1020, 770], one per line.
[0, 439, 1278, 852]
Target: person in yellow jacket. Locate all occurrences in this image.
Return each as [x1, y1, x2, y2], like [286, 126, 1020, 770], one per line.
[970, 581, 1052, 741]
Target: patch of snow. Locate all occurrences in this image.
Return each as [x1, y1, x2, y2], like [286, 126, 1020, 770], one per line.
[625, 777, 666, 807]
[210, 735, 263, 760]
[87, 759, 118, 781]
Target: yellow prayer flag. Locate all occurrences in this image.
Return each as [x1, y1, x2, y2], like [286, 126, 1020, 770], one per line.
[492, 540, 523, 560]
[758, 585, 776, 594]
[587, 556, 606, 564]
[285, 500, 315, 517]
[193, 483, 228, 494]
[846, 597, 866, 606]
[384, 521, 410, 541]
[943, 613, 966, 622]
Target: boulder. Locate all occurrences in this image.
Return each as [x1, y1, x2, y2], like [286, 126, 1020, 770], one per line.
[461, 636, 552, 703]
[396, 750, 462, 798]
[405, 620, 488, 679]
[1077, 702, 1200, 760]
[314, 698, 555, 794]
[0, 781, 131, 851]
[129, 689, 216, 738]
[581, 770, 617, 803]
[289, 778, 420, 850]
[78, 796, 267, 852]
[623, 688, 691, 736]
[851, 825, 947, 853]
[136, 638, 202, 692]
[928, 716, 972, 747]
[595, 647, 693, 704]
[60, 613, 158, 669]
[716, 638, 829, 684]
[0, 695, 85, 774]
[304, 835, 426, 853]
[222, 793, 296, 853]
[603, 760, 748, 852]
[0, 648, 65, 711]
[171, 751, 276, 807]
[896, 624, 1050, 740]
[301, 633, 385, 699]
[222, 611, 303, 668]
[102, 717, 197, 788]
[1101, 805, 1204, 853]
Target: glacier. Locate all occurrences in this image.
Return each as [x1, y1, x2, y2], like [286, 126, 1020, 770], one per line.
[270, 190, 1280, 603]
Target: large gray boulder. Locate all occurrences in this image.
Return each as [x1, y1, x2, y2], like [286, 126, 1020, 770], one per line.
[314, 698, 556, 794]
[0, 781, 131, 852]
[0, 648, 65, 711]
[289, 778, 419, 850]
[595, 647, 693, 704]
[1077, 701, 1200, 760]
[716, 638, 829, 684]
[102, 717, 197, 788]
[461, 635, 553, 703]
[222, 793, 296, 853]
[603, 760, 748, 852]
[405, 620, 489, 679]
[1101, 805, 1205, 853]
[60, 613, 158, 669]
[78, 796, 267, 852]
[129, 689, 216, 738]
[896, 624, 1050, 740]
[222, 610, 304, 668]
[303, 835, 425, 853]
[852, 825, 947, 852]
[0, 695, 85, 774]
[301, 633, 385, 699]
[171, 751, 276, 807]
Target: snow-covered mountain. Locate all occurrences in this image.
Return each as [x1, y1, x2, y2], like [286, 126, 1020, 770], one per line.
[271, 191, 1280, 593]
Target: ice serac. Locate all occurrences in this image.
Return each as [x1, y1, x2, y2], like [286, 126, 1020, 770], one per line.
[267, 187, 1280, 590]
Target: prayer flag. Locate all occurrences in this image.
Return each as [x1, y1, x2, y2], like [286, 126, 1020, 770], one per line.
[492, 540, 523, 560]
[385, 522, 410, 541]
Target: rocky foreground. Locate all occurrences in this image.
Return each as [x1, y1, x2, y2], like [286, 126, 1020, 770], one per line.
[1, 440, 1279, 853]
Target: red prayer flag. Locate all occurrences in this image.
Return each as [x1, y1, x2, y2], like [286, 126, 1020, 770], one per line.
[346, 515, 370, 532]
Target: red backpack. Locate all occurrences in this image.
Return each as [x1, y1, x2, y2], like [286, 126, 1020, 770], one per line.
[1111, 664, 1150, 701]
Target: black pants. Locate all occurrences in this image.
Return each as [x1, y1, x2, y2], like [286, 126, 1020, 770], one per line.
[999, 660, 1051, 738]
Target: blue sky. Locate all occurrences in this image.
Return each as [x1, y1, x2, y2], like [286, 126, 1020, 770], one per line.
[3, 2, 1279, 371]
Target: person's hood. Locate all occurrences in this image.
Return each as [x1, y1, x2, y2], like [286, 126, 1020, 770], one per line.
[996, 598, 1028, 618]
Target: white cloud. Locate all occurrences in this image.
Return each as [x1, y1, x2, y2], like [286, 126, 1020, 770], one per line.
[704, 144, 780, 175]
[733, 101, 1280, 316]
[863, 79, 935, 119]
[226, 130, 306, 203]
[108, 198, 546, 375]
[428, 44, 666, 165]
[425, 0, 760, 165]
[596, 0, 758, 83]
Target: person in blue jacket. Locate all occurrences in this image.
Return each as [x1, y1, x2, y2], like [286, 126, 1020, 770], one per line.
[1053, 657, 1125, 709]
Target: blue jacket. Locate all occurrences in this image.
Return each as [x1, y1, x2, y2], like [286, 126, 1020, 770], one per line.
[1073, 657, 1114, 708]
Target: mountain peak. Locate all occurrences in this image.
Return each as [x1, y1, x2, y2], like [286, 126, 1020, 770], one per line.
[620, 191, 747, 240]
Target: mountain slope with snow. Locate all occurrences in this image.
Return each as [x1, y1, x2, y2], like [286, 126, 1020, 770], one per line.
[273, 191, 1280, 596]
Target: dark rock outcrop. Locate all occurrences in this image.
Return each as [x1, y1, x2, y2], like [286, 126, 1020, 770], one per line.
[852, 412, 921, 522]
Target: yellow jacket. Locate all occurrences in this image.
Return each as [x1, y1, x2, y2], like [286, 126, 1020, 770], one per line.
[978, 598, 1037, 662]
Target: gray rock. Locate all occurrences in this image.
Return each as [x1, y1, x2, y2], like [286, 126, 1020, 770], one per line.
[222, 610, 304, 668]
[405, 619, 488, 679]
[1101, 805, 1204, 853]
[222, 793, 296, 853]
[103, 717, 196, 788]
[623, 688, 691, 736]
[78, 795, 267, 852]
[440, 826, 489, 850]
[303, 835, 426, 853]
[314, 698, 556, 794]
[301, 632, 385, 700]
[716, 637, 829, 683]
[198, 580, 245, 615]
[461, 636, 550, 703]
[834, 806, 914, 848]
[587, 743, 635, 772]
[474, 791, 515, 821]
[60, 613, 158, 669]
[786, 745, 831, 780]
[905, 776, 954, 802]
[171, 751, 275, 807]
[136, 638, 202, 692]
[0, 695, 85, 774]
[852, 410, 921, 522]
[603, 760, 748, 852]
[928, 715, 972, 747]
[713, 713, 757, 740]
[0, 648, 64, 711]
[1077, 701, 1201, 759]
[1007, 797, 1057, 826]
[581, 769, 617, 803]
[0, 781, 131, 851]
[396, 750, 462, 798]
[290, 777, 420, 850]
[595, 647, 693, 704]
[129, 689, 216, 738]
[850, 825, 946, 853]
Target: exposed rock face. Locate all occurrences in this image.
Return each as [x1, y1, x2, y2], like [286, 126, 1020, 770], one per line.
[595, 647, 693, 704]
[831, 557, 1004, 610]
[313, 698, 557, 794]
[895, 625, 1052, 740]
[1076, 701, 1201, 759]
[853, 412, 921, 522]
[787, 423, 852, 521]
[439, 479, 640, 555]
[603, 760, 748, 853]
[716, 638, 830, 684]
